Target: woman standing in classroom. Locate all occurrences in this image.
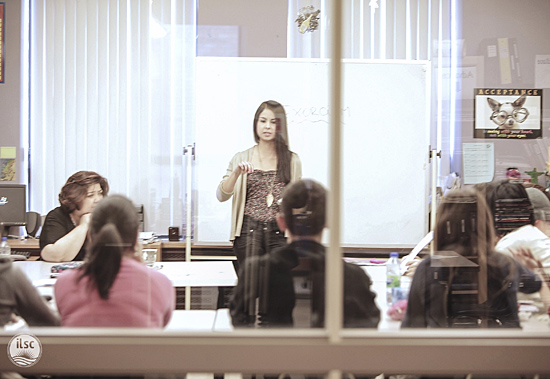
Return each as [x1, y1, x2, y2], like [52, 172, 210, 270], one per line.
[216, 100, 302, 270]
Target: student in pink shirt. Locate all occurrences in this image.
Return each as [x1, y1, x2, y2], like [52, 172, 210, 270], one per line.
[55, 195, 174, 327]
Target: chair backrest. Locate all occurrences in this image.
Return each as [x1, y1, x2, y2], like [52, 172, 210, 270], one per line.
[25, 211, 42, 237]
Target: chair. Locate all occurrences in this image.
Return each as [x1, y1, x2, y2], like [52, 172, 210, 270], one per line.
[25, 211, 42, 237]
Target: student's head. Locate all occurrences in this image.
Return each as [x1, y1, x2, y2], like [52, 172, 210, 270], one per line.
[479, 179, 534, 237]
[59, 171, 109, 214]
[523, 182, 550, 201]
[526, 187, 550, 236]
[253, 100, 293, 184]
[81, 194, 139, 299]
[278, 179, 326, 237]
[89, 194, 139, 248]
[435, 189, 495, 256]
[253, 100, 289, 146]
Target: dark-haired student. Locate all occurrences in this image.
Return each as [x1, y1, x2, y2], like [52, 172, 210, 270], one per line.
[54, 195, 174, 327]
[40, 170, 109, 262]
[402, 189, 542, 328]
[230, 179, 380, 328]
[0, 257, 59, 327]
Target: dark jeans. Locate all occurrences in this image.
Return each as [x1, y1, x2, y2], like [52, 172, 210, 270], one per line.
[233, 215, 287, 273]
[232, 216, 287, 319]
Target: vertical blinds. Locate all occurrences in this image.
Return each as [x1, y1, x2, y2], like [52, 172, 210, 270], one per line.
[287, 0, 454, 60]
[29, 0, 196, 234]
[287, 0, 459, 174]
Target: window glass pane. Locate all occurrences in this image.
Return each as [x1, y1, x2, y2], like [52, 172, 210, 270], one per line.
[14, 0, 550, 377]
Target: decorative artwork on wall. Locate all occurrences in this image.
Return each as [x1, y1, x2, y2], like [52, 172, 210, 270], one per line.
[0, 147, 15, 181]
[295, 6, 320, 34]
[474, 88, 543, 139]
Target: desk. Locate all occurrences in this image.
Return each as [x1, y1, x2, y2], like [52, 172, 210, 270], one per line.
[214, 261, 550, 332]
[14, 260, 237, 311]
[14, 260, 237, 288]
[7, 238, 41, 258]
[8, 238, 414, 261]
[213, 308, 233, 332]
[212, 264, 404, 332]
[166, 310, 218, 331]
[153, 261, 237, 287]
[7, 238, 235, 261]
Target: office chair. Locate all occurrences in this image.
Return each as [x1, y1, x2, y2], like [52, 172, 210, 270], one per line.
[25, 211, 42, 238]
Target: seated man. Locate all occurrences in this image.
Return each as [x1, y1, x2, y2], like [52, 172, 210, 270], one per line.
[496, 187, 550, 269]
[230, 179, 380, 328]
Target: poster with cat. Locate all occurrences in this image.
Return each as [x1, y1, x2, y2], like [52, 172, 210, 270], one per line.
[474, 88, 542, 139]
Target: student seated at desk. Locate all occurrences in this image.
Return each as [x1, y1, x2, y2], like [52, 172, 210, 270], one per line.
[0, 257, 59, 327]
[230, 179, 380, 328]
[496, 185, 550, 268]
[402, 189, 542, 328]
[54, 195, 174, 327]
[40, 171, 109, 262]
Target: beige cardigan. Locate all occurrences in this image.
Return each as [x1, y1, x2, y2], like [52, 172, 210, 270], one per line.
[216, 146, 302, 241]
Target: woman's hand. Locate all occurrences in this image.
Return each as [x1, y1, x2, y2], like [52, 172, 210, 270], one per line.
[78, 213, 92, 227]
[512, 245, 550, 316]
[235, 161, 254, 175]
[220, 161, 254, 195]
[511, 246, 543, 271]
[41, 212, 91, 262]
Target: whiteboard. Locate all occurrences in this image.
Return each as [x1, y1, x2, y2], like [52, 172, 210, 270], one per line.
[195, 57, 430, 247]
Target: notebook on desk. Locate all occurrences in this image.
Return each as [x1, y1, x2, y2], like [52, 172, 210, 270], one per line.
[50, 261, 83, 273]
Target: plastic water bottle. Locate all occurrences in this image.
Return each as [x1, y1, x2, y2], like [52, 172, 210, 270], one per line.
[0, 237, 11, 257]
[386, 252, 401, 305]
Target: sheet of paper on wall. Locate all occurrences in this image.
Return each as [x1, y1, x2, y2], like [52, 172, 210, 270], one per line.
[0, 146, 16, 181]
[535, 55, 550, 88]
[462, 142, 495, 184]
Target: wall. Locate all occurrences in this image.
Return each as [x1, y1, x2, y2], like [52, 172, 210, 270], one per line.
[4, 1, 550, 189]
[454, 0, 550, 182]
[0, 0, 23, 184]
[197, 0, 287, 57]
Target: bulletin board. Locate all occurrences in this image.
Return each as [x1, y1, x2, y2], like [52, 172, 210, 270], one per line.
[194, 58, 431, 247]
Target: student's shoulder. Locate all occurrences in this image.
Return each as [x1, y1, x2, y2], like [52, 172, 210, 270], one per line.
[45, 206, 67, 218]
[42, 207, 70, 227]
[148, 265, 173, 287]
[290, 151, 301, 162]
[343, 260, 371, 282]
[54, 267, 80, 289]
[123, 259, 172, 287]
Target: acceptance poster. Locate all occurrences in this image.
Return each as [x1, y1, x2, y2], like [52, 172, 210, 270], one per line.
[474, 88, 543, 139]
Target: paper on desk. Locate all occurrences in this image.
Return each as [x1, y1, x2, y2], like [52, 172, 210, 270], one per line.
[343, 258, 383, 266]
[400, 231, 433, 275]
[33, 278, 56, 287]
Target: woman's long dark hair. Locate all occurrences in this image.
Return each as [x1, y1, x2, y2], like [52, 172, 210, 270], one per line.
[435, 189, 516, 325]
[435, 189, 494, 258]
[78, 195, 139, 300]
[253, 100, 292, 183]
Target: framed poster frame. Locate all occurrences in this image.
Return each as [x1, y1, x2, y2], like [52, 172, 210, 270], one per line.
[474, 88, 543, 139]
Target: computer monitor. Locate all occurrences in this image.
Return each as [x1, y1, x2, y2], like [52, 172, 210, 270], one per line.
[0, 184, 26, 238]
